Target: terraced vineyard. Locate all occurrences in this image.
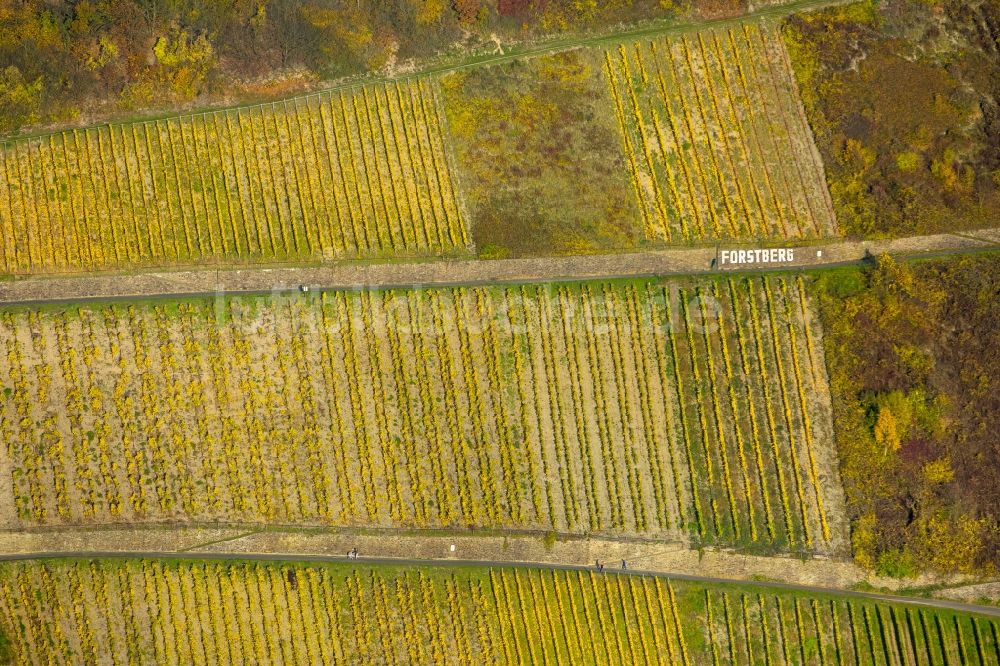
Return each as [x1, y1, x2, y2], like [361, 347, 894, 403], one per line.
[0, 18, 839, 274]
[0, 79, 468, 275]
[0, 276, 845, 553]
[604, 23, 837, 242]
[0, 559, 997, 665]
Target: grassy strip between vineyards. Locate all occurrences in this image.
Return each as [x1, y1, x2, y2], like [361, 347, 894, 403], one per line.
[0, 275, 846, 555]
[0, 558, 997, 665]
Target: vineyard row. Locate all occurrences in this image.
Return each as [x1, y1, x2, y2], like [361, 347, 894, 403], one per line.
[604, 23, 837, 243]
[0, 79, 468, 275]
[0, 277, 844, 553]
[0, 559, 996, 665]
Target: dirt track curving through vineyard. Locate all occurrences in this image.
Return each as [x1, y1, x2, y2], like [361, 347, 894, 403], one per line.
[0, 228, 998, 305]
[1, 525, 998, 615]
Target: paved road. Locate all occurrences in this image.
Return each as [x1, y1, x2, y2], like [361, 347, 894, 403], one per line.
[1, 228, 998, 305]
[2, 549, 998, 617]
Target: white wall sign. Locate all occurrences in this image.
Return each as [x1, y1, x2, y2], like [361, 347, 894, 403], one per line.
[718, 247, 796, 268]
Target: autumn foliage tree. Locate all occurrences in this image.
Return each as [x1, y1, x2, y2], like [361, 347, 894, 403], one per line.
[816, 254, 1000, 576]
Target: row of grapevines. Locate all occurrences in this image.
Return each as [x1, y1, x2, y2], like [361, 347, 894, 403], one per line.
[603, 23, 838, 243]
[0, 80, 469, 276]
[7, 560, 995, 665]
[0, 280, 838, 552]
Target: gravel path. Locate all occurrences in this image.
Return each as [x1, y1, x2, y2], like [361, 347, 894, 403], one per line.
[1, 526, 997, 615]
[1, 229, 997, 305]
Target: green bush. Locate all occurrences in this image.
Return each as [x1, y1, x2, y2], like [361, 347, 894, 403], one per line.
[875, 549, 919, 579]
